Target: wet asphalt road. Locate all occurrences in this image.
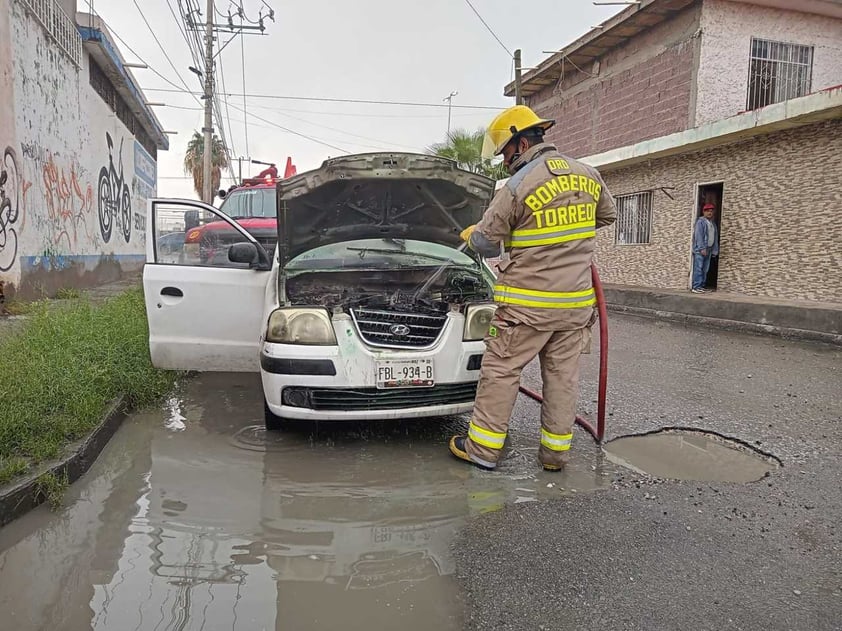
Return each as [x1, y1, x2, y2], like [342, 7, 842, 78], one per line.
[456, 314, 842, 631]
[0, 314, 839, 630]
[0, 373, 616, 630]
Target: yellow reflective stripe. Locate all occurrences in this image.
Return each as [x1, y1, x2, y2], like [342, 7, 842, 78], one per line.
[494, 285, 596, 309]
[505, 220, 596, 248]
[505, 230, 595, 248]
[497, 296, 597, 309]
[512, 220, 594, 237]
[468, 421, 506, 450]
[493, 285, 594, 299]
[541, 429, 573, 452]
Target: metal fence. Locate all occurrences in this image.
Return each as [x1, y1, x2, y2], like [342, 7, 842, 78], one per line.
[21, 0, 83, 68]
[747, 38, 813, 111]
[614, 191, 653, 245]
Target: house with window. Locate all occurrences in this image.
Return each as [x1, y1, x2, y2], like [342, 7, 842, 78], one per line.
[506, 0, 842, 305]
[1, 0, 168, 300]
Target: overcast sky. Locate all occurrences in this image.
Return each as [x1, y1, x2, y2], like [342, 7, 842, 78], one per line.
[78, 0, 621, 199]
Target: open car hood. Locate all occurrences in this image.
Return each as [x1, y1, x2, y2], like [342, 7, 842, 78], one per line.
[276, 153, 495, 265]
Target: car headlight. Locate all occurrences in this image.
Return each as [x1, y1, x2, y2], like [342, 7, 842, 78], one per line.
[266, 308, 337, 345]
[464, 304, 496, 341]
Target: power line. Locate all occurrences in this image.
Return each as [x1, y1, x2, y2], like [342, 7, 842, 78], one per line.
[81, 0, 195, 98]
[130, 0, 197, 97]
[223, 97, 425, 151]
[142, 87, 504, 110]
[463, 0, 513, 58]
[224, 102, 352, 153]
[164, 0, 204, 70]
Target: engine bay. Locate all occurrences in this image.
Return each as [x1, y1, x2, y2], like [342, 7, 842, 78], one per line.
[284, 268, 493, 314]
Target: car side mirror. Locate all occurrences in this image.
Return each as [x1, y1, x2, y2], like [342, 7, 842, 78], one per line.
[228, 242, 260, 266]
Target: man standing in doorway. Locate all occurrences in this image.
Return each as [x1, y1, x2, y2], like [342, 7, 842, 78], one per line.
[448, 105, 617, 472]
[692, 203, 719, 293]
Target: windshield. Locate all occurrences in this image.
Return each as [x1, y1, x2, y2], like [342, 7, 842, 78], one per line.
[285, 238, 479, 271]
[219, 188, 276, 219]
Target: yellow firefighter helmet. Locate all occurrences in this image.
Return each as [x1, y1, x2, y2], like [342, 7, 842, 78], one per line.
[480, 105, 555, 159]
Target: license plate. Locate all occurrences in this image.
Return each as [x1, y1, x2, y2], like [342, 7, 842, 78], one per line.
[376, 359, 434, 389]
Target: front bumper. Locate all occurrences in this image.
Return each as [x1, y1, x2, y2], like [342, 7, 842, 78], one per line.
[260, 312, 484, 420]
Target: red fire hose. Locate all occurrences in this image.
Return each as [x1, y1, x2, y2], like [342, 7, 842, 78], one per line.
[517, 264, 608, 443]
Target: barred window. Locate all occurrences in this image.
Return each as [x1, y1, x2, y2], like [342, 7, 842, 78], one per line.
[614, 192, 652, 245]
[89, 60, 157, 159]
[747, 38, 813, 110]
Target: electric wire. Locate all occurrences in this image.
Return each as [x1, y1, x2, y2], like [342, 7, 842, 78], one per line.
[131, 0, 196, 95]
[463, 0, 513, 57]
[224, 102, 352, 154]
[142, 87, 504, 110]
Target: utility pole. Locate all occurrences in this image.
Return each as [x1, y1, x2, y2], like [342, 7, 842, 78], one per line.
[185, 1, 275, 203]
[201, 0, 215, 204]
[443, 90, 458, 138]
[514, 49, 523, 105]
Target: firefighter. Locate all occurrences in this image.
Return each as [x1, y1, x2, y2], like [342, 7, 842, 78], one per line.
[449, 105, 617, 471]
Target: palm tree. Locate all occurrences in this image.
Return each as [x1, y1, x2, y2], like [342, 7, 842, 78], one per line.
[427, 128, 508, 180]
[183, 131, 229, 199]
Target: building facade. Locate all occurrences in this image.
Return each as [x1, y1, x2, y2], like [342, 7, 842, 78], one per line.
[508, 0, 842, 304]
[0, 0, 168, 300]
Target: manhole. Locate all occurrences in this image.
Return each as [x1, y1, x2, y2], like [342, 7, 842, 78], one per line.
[603, 429, 779, 483]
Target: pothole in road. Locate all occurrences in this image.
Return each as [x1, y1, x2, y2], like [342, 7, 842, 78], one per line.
[603, 429, 780, 483]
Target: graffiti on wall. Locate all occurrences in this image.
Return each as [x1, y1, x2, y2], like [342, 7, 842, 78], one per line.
[97, 132, 131, 244]
[20, 140, 97, 253]
[0, 147, 20, 272]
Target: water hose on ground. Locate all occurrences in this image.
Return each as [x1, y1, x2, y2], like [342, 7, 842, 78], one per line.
[517, 264, 608, 443]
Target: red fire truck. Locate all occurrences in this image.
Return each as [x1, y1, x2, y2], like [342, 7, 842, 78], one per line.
[184, 159, 296, 264]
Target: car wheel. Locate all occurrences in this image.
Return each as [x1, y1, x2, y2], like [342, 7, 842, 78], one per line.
[264, 398, 284, 431]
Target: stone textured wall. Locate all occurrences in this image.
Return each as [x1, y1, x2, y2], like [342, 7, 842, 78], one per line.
[696, 0, 842, 126]
[594, 118, 842, 304]
[527, 4, 700, 159]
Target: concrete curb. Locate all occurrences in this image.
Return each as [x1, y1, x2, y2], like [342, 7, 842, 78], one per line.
[605, 303, 842, 346]
[0, 395, 128, 528]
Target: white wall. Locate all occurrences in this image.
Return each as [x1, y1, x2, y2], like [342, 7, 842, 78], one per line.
[695, 0, 842, 126]
[0, 0, 154, 294]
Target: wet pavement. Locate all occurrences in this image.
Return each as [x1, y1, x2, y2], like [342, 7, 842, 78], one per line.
[457, 314, 842, 631]
[603, 429, 779, 483]
[1, 313, 840, 630]
[0, 372, 617, 631]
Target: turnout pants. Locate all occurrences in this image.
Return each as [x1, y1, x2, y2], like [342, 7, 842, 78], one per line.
[465, 320, 589, 469]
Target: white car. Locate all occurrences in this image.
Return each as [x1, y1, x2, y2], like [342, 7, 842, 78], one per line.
[143, 153, 498, 429]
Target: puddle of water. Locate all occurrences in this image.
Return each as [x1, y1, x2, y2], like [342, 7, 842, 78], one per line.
[603, 430, 778, 483]
[0, 372, 615, 631]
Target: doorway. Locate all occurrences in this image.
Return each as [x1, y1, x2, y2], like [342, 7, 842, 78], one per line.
[693, 182, 724, 290]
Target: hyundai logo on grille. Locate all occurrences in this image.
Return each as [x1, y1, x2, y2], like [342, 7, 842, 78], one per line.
[389, 324, 411, 337]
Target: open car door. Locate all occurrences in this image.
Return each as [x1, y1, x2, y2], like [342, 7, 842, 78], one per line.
[143, 198, 273, 372]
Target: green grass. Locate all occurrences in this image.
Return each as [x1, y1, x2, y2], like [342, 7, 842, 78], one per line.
[55, 287, 83, 300]
[0, 288, 178, 485]
[35, 470, 69, 510]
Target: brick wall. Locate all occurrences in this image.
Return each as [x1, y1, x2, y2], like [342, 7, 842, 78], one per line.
[527, 4, 700, 159]
[593, 118, 842, 304]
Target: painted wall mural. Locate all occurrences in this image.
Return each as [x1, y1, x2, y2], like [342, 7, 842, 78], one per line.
[0, 147, 20, 273]
[0, 0, 156, 295]
[97, 132, 132, 244]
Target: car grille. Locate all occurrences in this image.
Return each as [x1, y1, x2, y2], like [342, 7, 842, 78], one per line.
[350, 308, 448, 348]
[283, 383, 478, 411]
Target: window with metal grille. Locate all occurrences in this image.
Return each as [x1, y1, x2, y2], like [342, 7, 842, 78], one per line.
[747, 38, 813, 110]
[614, 192, 652, 245]
[89, 60, 158, 159]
